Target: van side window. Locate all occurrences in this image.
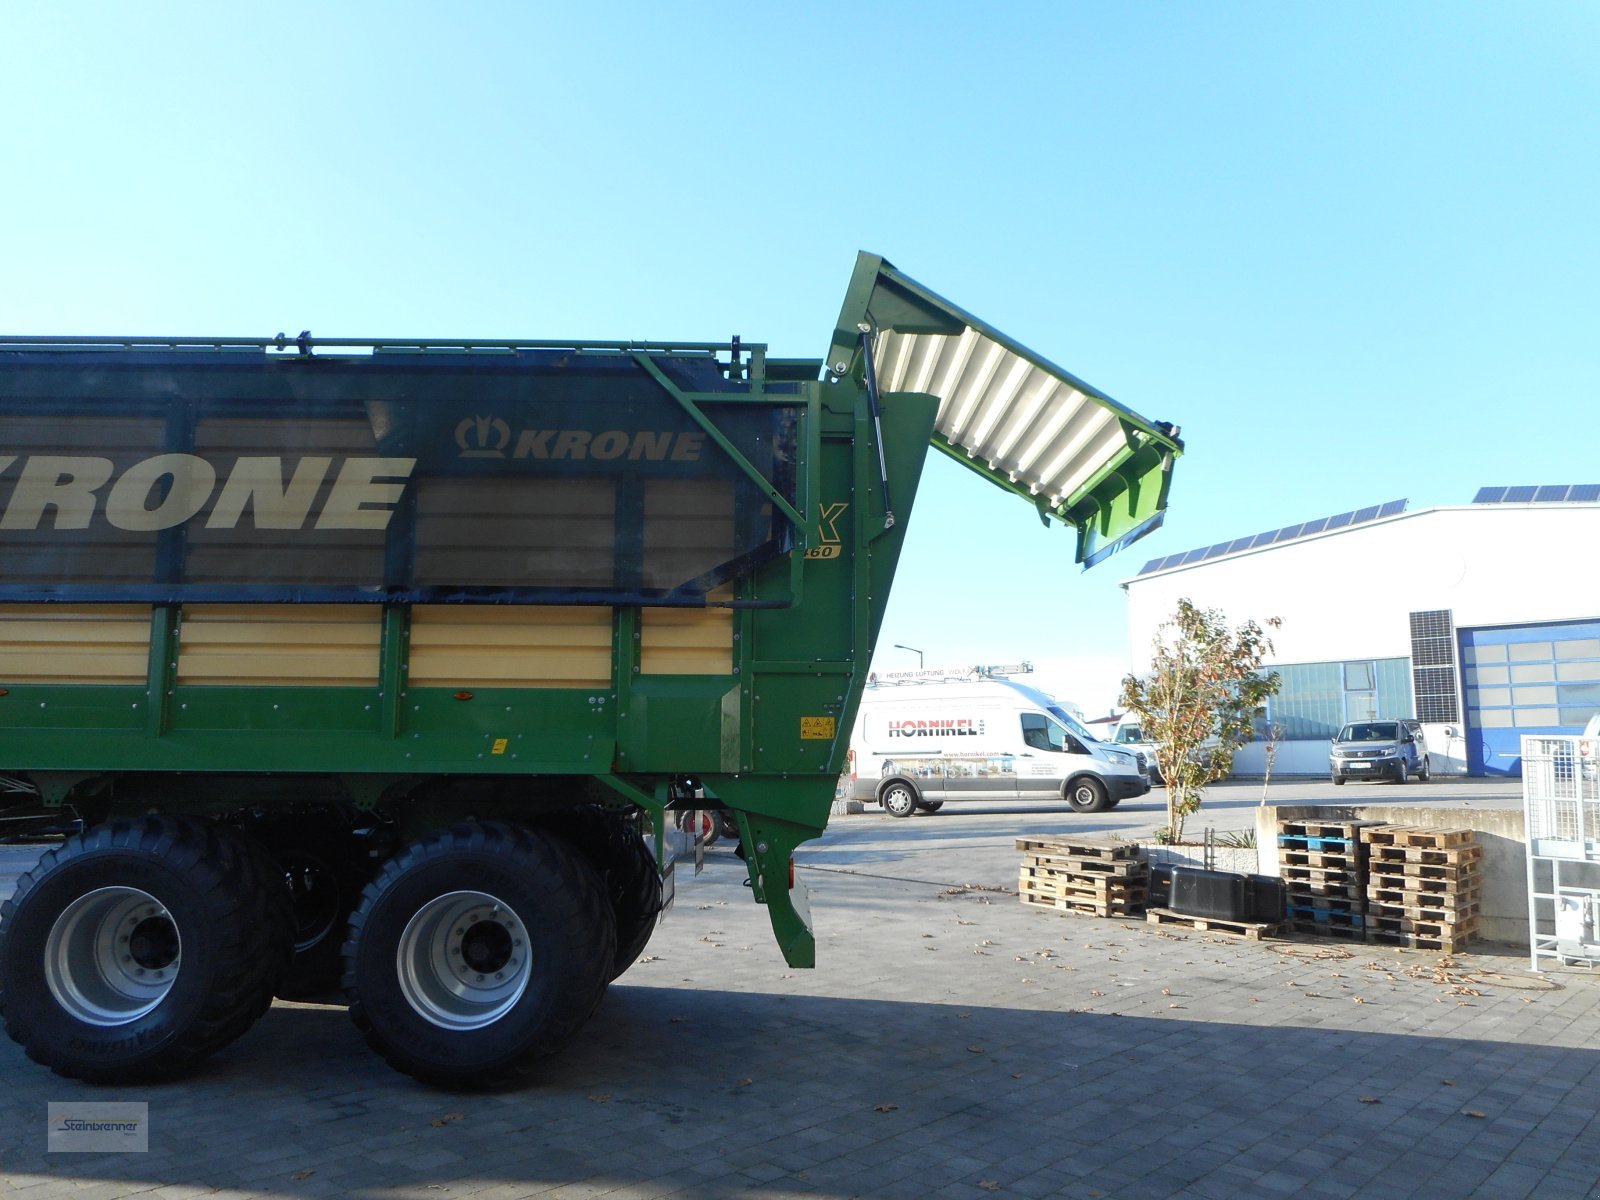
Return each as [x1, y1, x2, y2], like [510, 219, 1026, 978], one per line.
[1021, 713, 1062, 752]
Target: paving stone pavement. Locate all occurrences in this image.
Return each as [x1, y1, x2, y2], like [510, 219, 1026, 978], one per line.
[2, 791, 1598, 1199]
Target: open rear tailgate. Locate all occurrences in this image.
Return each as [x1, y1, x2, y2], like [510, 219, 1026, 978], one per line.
[828, 253, 1183, 567]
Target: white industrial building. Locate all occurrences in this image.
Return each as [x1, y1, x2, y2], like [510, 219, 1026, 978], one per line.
[1121, 487, 1600, 778]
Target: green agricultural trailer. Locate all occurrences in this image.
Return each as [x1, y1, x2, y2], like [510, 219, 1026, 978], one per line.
[0, 254, 1182, 1086]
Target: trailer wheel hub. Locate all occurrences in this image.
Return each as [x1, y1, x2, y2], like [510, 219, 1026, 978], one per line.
[396, 890, 531, 1030]
[44, 887, 182, 1026]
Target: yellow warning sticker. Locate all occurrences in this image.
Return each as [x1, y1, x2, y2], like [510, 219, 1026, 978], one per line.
[491, 738, 509, 755]
[800, 716, 836, 740]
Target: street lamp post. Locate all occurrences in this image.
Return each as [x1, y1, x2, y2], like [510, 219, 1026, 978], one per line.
[893, 644, 924, 669]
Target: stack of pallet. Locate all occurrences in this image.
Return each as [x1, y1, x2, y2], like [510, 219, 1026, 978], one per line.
[1016, 836, 1148, 918]
[1361, 826, 1482, 952]
[1277, 818, 1373, 940]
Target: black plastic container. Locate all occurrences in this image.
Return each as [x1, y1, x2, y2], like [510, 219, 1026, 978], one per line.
[1149, 863, 1174, 909]
[1169, 866, 1248, 921]
[1245, 874, 1286, 923]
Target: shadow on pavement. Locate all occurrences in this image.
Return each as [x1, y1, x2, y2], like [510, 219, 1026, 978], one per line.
[4, 981, 1596, 1199]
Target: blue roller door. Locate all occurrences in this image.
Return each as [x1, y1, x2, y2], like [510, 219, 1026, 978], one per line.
[1460, 620, 1600, 776]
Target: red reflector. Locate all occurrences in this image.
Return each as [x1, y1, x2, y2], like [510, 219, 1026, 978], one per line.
[788, 858, 796, 890]
[454, 691, 474, 701]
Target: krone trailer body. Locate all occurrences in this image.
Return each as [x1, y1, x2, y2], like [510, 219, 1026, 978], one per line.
[0, 255, 1183, 1085]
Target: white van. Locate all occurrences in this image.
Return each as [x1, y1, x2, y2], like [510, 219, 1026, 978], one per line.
[842, 675, 1150, 816]
[1109, 716, 1164, 784]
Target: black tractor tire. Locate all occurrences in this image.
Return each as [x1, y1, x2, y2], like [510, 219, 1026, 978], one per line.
[1066, 776, 1110, 814]
[544, 807, 663, 981]
[343, 821, 616, 1088]
[0, 815, 289, 1082]
[235, 807, 375, 999]
[916, 800, 945, 814]
[880, 781, 919, 818]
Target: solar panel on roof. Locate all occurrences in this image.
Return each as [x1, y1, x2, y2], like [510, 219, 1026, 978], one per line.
[1133, 498, 1409, 576]
[1473, 484, 1600, 504]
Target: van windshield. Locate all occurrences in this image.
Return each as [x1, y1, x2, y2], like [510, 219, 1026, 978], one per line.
[1337, 722, 1401, 743]
[1048, 706, 1097, 743]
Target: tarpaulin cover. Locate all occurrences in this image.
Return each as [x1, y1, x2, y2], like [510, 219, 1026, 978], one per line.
[0, 349, 798, 605]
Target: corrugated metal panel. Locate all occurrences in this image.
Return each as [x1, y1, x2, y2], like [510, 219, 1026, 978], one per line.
[0, 604, 151, 684]
[408, 606, 612, 689]
[640, 608, 734, 675]
[828, 254, 1184, 567]
[177, 605, 381, 685]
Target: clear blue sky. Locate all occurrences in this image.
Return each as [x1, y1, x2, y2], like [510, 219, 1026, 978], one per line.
[4, 3, 1595, 713]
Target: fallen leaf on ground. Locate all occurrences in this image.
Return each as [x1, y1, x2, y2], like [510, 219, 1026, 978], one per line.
[429, 1112, 465, 1128]
[737, 1078, 753, 1087]
[977, 1183, 1001, 1193]
[1358, 1097, 1381, 1105]
[587, 1095, 612, 1104]
[290, 1169, 314, 1181]
[874, 1103, 898, 1113]
[1463, 1110, 1486, 1119]
[967, 1045, 986, 1054]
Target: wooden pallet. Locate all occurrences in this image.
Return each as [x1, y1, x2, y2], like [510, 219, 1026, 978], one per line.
[1285, 893, 1367, 914]
[1368, 912, 1480, 936]
[1015, 836, 1139, 860]
[1367, 883, 1482, 907]
[1360, 825, 1476, 849]
[1366, 871, 1480, 896]
[1367, 930, 1478, 952]
[1145, 907, 1287, 940]
[1367, 844, 1483, 868]
[1020, 890, 1141, 918]
[1281, 849, 1363, 871]
[1017, 854, 1147, 877]
[1287, 905, 1366, 928]
[1369, 864, 1478, 896]
[1367, 900, 1481, 926]
[1018, 874, 1147, 904]
[1277, 834, 1360, 853]
[1283, 875, 1366, 900]
[1277, 819, 1383, 840]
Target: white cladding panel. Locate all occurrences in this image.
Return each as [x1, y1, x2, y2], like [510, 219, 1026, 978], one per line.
[1124, 505, 1600, 668]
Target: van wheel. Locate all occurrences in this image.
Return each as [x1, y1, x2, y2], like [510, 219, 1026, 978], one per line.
[916, 800, 944, 814]
[880, 783, 918, 818]
[1393, 762, 1408, 785]
[1066, 777, 1109, 814]
[1332, 773, 1345, 786]
[1418, 756, 1431, 782]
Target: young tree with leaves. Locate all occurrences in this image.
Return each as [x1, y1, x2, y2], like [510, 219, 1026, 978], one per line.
[1119, 599, 1281, 845]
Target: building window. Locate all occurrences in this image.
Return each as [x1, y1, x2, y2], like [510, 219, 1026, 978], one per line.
[1268, 658, 1412, 739]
